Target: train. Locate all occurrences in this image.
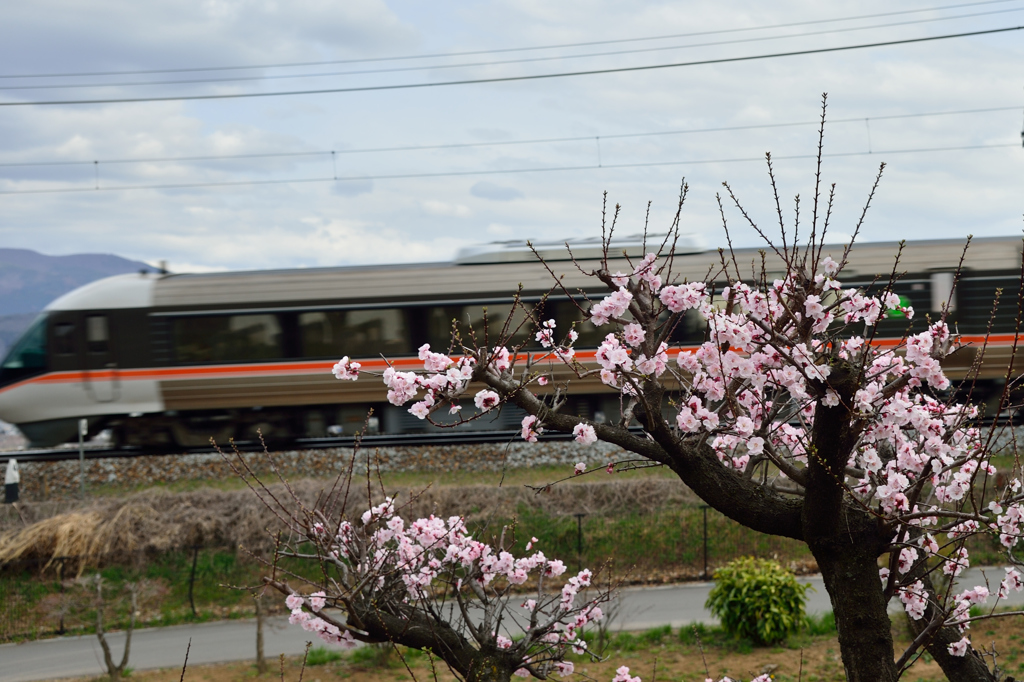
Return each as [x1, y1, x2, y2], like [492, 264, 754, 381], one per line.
[0, 234, 1020, 448]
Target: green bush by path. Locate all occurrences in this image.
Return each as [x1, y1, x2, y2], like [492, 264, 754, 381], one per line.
[705, 557, 811, 646]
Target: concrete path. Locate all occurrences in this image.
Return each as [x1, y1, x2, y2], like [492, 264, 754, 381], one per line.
[2, 568, 1020, 682]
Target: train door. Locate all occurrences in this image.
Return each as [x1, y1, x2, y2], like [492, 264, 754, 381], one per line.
[83, 313, 120, 403]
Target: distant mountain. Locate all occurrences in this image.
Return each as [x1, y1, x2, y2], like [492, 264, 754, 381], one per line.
[0, 248, 153, 353]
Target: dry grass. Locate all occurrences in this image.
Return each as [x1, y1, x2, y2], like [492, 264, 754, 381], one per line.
[0, 475, 697, 574]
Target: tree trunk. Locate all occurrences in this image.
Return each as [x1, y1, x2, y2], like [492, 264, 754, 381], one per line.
[255, 594, 267, 674]
[814, 544, 898, 682]
[465, 654, 513, 682]
[94, 578, 135, 682]
[804, 379, 898, 681]
[94, 578, 120, 682]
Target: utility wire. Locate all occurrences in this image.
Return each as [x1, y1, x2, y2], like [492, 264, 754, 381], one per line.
[1, 26, 1021, 107]
[0, 0, 1018, 79]
[0, 105, 1019, 169]
[5, 7, 1022, 91]
[0, 142, 1016, 196]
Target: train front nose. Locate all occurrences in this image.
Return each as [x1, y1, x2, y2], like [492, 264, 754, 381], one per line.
[0, 314, 52, 437]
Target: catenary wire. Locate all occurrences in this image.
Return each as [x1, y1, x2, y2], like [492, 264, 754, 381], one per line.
[4, 7, 1023, 91]
[0, 142, 1015, 196]
[0, 105, 1019, 169]
[0, 0, 1018, 79]
[0, 25, 1021, 107]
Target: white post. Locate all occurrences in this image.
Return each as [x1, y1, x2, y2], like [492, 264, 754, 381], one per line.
[79, 418, 88, 499]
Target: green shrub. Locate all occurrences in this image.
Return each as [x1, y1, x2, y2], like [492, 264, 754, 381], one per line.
[705, 557, 810, 645]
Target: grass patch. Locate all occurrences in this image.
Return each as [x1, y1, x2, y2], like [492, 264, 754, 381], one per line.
[306, 646, 343, 666]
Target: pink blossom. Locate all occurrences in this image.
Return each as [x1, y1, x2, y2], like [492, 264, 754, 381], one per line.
[309, 591, 326, 612]
[554, 661, 574, 677]
[573, 423, 597, 445]
[622, 323, 646, 347]
[948, 637, 971, 657]
[521, 415, 542, 443]
[285, 594, 303, 611]
[612, 666, 642, 682]
[409, 400, 431, 419]
[897, 547, 918, 574]
[659, 282, 707, 313]
[573, 462, 586, 476]
[474, 390, 500, 412]
[332, 357, 361, 380]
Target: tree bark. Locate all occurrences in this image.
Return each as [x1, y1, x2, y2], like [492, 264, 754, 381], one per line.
[803, 367, 898, 681]
[813, 535, 898, 681]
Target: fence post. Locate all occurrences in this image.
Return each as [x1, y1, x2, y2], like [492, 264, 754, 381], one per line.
[57, 557, 65, 635]
[573, 513, 586, 573]
[78, 419, 87, 500]
[700, 505, 709, 580]
[188, 545, 200, 618]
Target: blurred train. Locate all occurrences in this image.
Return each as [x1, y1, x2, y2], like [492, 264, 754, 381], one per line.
[0, 235, 1020, 448]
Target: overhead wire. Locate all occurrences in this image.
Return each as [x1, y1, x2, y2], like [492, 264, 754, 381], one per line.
[0, 142, 1016, 196]
[0, 0, 1018, 79]
[0, 104, 1019, 169]
[4, 7, 1023, 91]
[1, 25, 1021, 107]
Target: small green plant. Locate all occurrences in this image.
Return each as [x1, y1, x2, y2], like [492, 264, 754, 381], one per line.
[349, 642, 395, 668]
[804, 611, 836, 636]
[705, 557, 810, 646]
[306, 646, 343, 666]
[639, 625, 672, 645]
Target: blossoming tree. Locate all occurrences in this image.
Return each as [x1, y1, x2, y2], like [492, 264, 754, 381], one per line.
[327, 115, 1024, 680]
[239, 451, 617, 682]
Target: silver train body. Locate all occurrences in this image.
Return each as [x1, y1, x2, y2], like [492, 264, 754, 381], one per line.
[0, 236, 1019, 448]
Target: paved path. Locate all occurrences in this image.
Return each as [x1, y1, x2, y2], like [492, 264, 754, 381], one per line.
[2, 568, 1020, 682]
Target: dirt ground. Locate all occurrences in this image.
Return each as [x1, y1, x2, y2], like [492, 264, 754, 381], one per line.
[49, 614, 1024, 682]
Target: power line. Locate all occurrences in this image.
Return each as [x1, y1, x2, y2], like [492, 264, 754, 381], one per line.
[0, 142, 1016, 196]
[0, 0, 1018, 80]
[0, 105, 1019, 169]
[2, 25, 1020, 108]
[5, 7, 1023, 92]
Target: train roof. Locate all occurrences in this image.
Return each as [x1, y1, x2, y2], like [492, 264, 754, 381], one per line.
[43, 235, 1023, 312]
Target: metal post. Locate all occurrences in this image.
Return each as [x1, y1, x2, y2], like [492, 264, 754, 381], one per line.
[700, 505, 709, 580]
[78, 419, 87, 499]
[188, 544, 200, 617]
[574, 513, 586, 573]
[57, 557, 65, 635]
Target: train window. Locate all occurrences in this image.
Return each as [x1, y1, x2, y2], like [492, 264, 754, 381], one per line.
[173, 314, 283, 363]
[426, 303, 534, 350]
[86, 315, 109, 353]
[552, 300, 605, 348]
[299, 309, 410, 358]
[53, 323, 76, 355]
[426, 306, 463, 350]
[1, 315, 46, 369]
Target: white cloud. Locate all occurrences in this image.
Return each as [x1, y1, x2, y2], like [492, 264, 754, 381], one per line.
[421, 200, 472, 217]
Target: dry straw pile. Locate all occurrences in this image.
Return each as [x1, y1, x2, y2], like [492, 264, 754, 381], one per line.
[0, 476, 695, 574]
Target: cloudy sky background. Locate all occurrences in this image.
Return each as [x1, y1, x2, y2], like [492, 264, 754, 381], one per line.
[0, 0, 1021, 272]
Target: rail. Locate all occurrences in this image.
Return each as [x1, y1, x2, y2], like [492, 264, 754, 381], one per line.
[0, 427, 624, 464]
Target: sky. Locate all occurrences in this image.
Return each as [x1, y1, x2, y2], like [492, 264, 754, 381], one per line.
[0, 0, 1021, 273]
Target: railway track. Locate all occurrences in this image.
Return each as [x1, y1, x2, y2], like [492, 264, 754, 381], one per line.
[0, 428, 593, 464]
[3, 416, 1017, 464]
